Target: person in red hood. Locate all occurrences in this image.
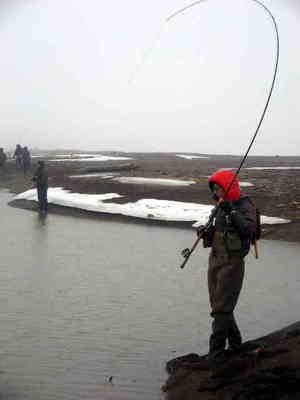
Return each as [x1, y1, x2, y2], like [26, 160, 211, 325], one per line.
[200, 169, 257, 364]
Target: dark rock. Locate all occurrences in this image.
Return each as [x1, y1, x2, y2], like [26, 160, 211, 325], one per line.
[166, 353, 202, 374]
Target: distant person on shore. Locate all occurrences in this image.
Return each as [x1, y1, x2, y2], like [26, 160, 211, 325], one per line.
[22, 146, 31, 176]
[198, 169, 257, 364]
[0, 147, 7, 175]
[13, 144, 23, 169]
[32, 160, 48, 214]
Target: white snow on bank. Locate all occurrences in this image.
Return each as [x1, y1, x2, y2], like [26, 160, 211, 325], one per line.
[15, 188, 123, 211]
[49, 154, 132, 162]
[15, 188, 290, 225]
[239, 182, 254, 187]
[245, 167, 300, 170]
[114, 177, 196, 186]
[54, 154, 95, 158]
[68, 172, 252, 187]
[176, 154, 210, 160]
[69, 173, 117, 179]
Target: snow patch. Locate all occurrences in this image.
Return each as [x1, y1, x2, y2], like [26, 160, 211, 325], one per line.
[114, 177, 195, 186]
[49, 154, 132, 162]
[69, 173, 117, 179]
[176, 154, 210, 160]
[239, 182, 254, 187]
[15, 188, 290, 225]
[245, 167, 300, 170]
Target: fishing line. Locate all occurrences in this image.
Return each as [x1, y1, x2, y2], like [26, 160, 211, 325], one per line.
[128, 0, 280, 268]
[167, 0, 279, 173]
[163, 0, 280, 269]
[129, 0, 279, 177]
[128, 24, 166, 86]
[167, 1, 279, 187]
[130, 1, 279, 168]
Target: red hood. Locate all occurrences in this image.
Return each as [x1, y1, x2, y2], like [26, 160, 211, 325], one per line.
[208, 169, 240, 201]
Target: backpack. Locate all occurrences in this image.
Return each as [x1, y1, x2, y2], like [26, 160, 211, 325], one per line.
[253, 207, 261, 243]
[246, 197, 261, 244]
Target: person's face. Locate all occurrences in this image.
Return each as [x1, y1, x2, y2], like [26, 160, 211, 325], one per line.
[213, 184, 225, 201]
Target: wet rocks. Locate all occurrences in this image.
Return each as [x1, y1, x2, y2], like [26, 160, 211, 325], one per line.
[163, 322, 300, 400]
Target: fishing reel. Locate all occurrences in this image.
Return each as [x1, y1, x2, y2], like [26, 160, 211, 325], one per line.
[181, 248, 191, 258]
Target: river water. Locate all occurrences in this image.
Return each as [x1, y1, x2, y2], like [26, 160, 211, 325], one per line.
[1, 189, 300, 400]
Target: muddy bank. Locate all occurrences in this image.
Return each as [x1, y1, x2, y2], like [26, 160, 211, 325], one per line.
[163, 321, 300, 400]
[2, 152, 300, 242]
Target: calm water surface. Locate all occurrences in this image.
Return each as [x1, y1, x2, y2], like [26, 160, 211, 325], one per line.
[1, 190, 300, 399]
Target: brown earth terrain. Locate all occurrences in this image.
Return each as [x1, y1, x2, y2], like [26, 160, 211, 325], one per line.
[1, 151, 300, 399]
[2, 151, 300, 242]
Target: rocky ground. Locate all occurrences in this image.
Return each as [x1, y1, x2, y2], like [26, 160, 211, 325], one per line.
[2, 151, 300, 242]
[163, 321, 300, 400]
[2, 151, 300, 399]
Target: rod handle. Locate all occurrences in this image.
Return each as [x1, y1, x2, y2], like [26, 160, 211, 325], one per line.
[254, 240, 259, 259]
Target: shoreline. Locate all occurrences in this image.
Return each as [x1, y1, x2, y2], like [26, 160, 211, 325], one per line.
[7, 197, 300, 244]
[2, 151, 300, 243]
[8, 197, 196, 230]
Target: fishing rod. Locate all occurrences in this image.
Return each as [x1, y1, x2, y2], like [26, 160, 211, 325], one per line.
[174, 0, 280, 269]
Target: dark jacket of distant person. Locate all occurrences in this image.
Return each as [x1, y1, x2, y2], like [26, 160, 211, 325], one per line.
[14, 144, 23, 168]
[22, 147, 31, 171]
[32, 161, 48, 188]
[0, 148, 7, 167]
[14, 144, 23, 159]
[32, 161, 48, 212]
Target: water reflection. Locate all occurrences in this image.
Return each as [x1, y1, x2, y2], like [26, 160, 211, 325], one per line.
[36, 212, 48, 227]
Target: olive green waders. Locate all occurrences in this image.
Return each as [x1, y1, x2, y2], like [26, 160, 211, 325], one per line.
[208, 233, 245, 359]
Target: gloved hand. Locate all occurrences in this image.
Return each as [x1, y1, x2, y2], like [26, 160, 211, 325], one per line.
[219, 200, 233, 214]
[196, 225, 206, 237]
[212, 193, 219, 202]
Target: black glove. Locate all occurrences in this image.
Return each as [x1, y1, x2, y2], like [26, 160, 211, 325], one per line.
[219, 200, 233, 214]
[212, 193, 219, 202]
[196, 225, 206, 237]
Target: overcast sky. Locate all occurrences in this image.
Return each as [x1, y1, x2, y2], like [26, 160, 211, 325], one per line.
[0, 0, 299, 155]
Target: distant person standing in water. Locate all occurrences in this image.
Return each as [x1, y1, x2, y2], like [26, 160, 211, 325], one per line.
[0, 147, 7, 175]
[22, 146, 31, 176]
[32, 161, 48, 214]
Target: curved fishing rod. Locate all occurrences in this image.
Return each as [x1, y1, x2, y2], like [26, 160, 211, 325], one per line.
[174, 0, 280, 269]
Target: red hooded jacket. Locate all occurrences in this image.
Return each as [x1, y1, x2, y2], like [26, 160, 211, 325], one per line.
[208, 169, 240, 201]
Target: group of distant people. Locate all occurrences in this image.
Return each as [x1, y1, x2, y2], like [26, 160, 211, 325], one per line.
[0, 144, 48, 215]
[0, 144, 32, 176]
[13, 144, 32, 175]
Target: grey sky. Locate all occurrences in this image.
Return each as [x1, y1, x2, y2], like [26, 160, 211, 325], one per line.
[0, 0, 299, 155]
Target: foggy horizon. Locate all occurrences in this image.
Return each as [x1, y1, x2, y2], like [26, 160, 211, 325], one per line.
[6, 146, 300, 159]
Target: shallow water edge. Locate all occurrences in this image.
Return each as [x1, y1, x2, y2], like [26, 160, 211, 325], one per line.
[8, 197, 300, 244]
